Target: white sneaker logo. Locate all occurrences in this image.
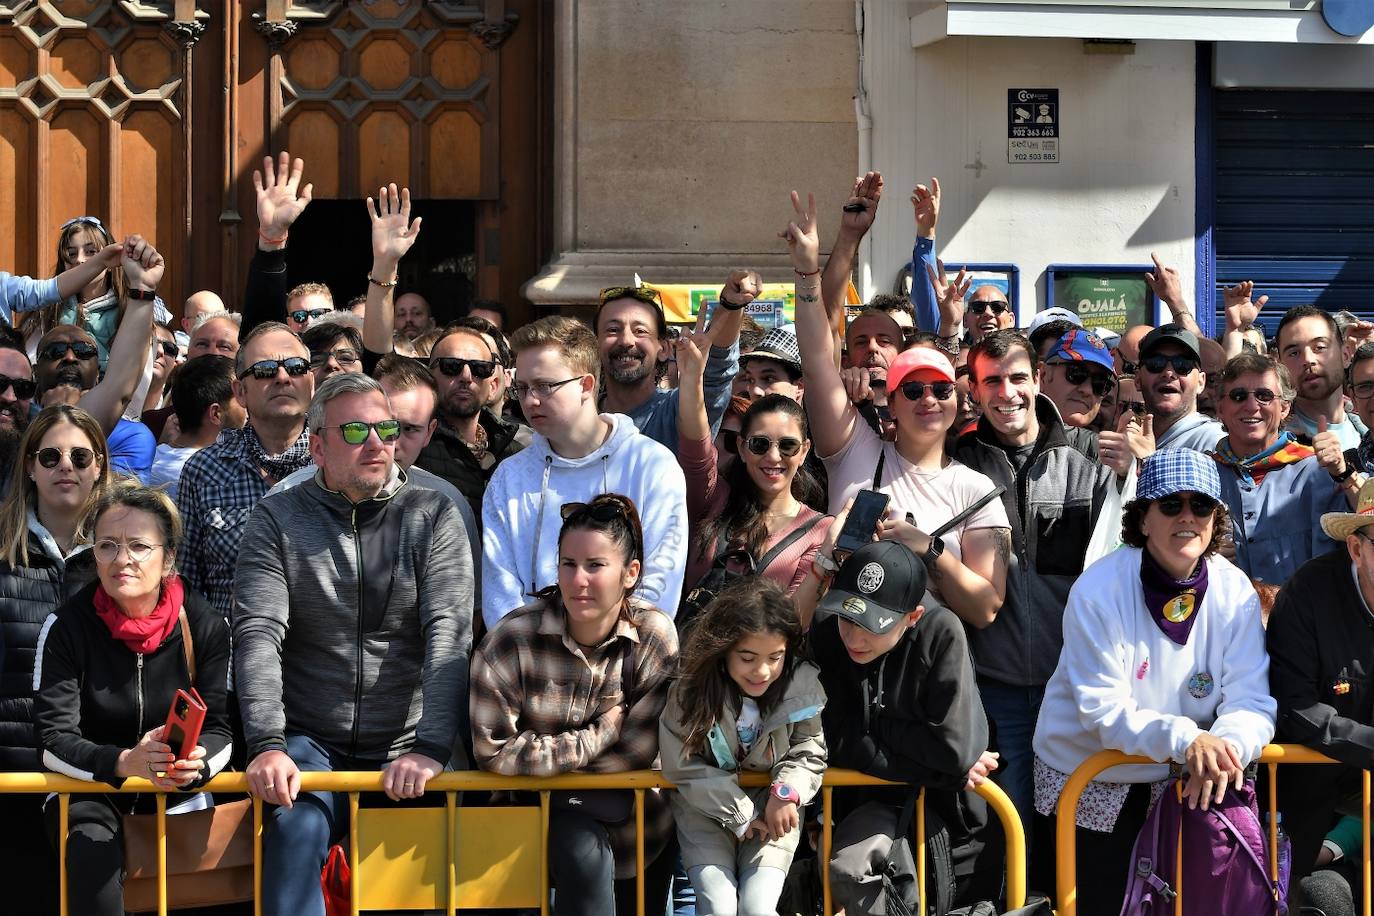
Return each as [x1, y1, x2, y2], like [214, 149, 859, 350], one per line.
[856, 562, 885, 594]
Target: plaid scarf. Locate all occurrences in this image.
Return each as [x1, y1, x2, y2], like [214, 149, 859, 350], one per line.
[241, 424, 312, 483]
[1211, 431, 1312, 487]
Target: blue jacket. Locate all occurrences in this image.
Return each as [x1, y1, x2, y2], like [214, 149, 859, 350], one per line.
[1217, 453, 1345, 585]
[0, 273, 59, 325]
[621, 342, 738, 450]
[909, 236, 939, 333]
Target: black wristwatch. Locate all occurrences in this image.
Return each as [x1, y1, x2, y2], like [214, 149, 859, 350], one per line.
[1332, 465, 1356, 483]
[922, 535, 945, 567]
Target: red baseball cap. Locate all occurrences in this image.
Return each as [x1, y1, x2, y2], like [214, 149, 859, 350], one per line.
[886, 347, 956, 395]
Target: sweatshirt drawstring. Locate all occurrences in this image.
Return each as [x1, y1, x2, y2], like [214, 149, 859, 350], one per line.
[527, 456, 554, 596]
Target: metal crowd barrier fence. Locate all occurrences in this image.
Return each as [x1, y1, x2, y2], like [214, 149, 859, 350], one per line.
[0, 767, 1025, 916]
[1056, 744, 1364, 916]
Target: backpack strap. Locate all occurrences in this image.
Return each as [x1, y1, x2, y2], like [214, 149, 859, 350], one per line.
[176, 607, 195, 686]
[873, 447, 886, 491]
[755, 512, 828, 573]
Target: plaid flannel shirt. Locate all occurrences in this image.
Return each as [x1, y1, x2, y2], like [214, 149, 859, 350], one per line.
[470, 597, 678, 877]
[177, 425, 313, 619]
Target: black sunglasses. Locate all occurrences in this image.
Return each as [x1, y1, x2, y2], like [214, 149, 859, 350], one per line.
[432, 357, 497, 380]
[158, 340, 179, 358]
[33, 446, 96, 470]
[560, 497, 633, 523]
[1140, 354, 1199, 375]
[898, 380, 955, 401]
[1060, 363, 1115, 397]
[0, 374, 37, 399]
[968, 300, 1010, 316]
[237, 357, 311, 380]
[744, 435, 803, 458]
[1155, 494, 1218, 518]
[1225, 387, 1277, 405]
[39, 341, 98, 362]
[289, 307, 331, 324]
[1122, 400, 1147, 416]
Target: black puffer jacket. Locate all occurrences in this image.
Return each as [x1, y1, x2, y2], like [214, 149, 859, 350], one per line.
[415, 410, 531, 523]
[0, 525, 95, 771]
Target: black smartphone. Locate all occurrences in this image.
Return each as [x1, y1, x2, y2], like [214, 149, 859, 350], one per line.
[842, 202, 868, 213]
[835, 489, 891, 558]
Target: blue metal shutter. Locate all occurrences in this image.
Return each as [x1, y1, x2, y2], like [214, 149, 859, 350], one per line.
[1212, 90, 1374, 335]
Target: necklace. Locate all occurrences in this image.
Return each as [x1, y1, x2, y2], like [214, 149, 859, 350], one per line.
[461, 422, 488, 460]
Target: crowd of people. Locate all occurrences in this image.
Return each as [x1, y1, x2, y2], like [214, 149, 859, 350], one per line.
[2, 154, 1373, 916]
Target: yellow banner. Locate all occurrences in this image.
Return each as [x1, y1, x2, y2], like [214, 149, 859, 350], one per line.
[642, 281, 862, 326]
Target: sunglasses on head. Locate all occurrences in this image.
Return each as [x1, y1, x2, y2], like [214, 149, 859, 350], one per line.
[598, 286, 662, 308]
[560, 497, 633, 523]
[432, 356, 497, 379]
[289, 308, 332, 324]
[898, 379, 956, 401]
[309, 348, 361, 369]
[328, 419, 401, 445]
[61, 216, 105, 231]
[1225, 387, 1278, 405]
[238, 356, 311, 380]
[1155, 493, 1218, 518]
[33, 446, 96, 470]
[968, 300, 1010, 316]
[743, 435, 803, 458]
[1140, 354, 1198, 375]
[1060, 363, 1115, 397]
[0, 374, 37, 399]
[39, 341, 98, 362]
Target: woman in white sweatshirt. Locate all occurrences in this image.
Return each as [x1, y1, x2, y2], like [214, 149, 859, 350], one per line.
[1030, 448, 1276, 913]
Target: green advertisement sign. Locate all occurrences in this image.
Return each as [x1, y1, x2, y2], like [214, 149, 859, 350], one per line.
[1051, 269, 1154, 334]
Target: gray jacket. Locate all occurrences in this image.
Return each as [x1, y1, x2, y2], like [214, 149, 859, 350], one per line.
[954, 396, 1113, 686]
[233, 467, 473, 763]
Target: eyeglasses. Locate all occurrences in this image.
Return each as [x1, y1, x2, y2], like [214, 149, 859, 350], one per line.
[238, 357, 311, 380]
[39, 341, 99, 362]
[432, 357, 497, 380]
[1140, 354, 1199, 375]
[309, 348, 361, 369]
[0, 374, 37, 399]
[289, 308, 332, 325]
[898, 380, 955, 401]
[1122, 400, 1147, 416]
[1351, 380, 1374, 399]
[1155, 493, 1218, 518]
[1059, 363, 1115, 397]
[744, 435, 803, 457]
[1224, 387, 1278, 405]
[158, 340, 179, 359]
[513, 376, 584, 401]
[326, 420, 402, 445]
[33, 446, 96, 470]
[967, 300, 1010, 316]
[598, 286, 662, 308]
[93, 539, 164, 565]
[560, 498, 633, 523]
[60, 216, 104, 231]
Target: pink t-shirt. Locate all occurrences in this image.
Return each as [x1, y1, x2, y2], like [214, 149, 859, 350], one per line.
[821, 424, 1010, 583]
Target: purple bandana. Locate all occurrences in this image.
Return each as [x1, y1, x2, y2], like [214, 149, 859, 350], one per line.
[1140, 548, 1208, 646]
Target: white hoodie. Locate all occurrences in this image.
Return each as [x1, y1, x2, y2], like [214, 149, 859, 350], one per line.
[481, 412, 688, 631]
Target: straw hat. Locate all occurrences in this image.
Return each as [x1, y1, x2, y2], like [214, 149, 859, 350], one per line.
[1320, 478, 1374, 541]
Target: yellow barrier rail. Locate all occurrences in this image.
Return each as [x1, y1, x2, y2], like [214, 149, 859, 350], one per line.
[0, 767, 1025, 916]
[1055, 744, 1363, 916]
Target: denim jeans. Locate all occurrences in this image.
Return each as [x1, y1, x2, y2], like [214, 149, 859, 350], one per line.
[977, 677, 1044, 837]
[687, 863, 786, 916]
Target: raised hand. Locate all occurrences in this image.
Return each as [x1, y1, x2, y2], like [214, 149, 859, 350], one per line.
[722, 269, 762, 308]
[839, 366, 873, 406]
[1222, 280, 1267, 332]
[368, 184, 423, 265]
[927, 258, 969, 332]
[780, 191, 820, 275]
[911, 177, 940, 239]
[1314, 415, 1346, 477]
[1145, 252, 1186, 311]
[253, 152, 313, 238]
[121, 235, 164, 291]
[839, 171, 884, 237]
[674, 329, 710, 382]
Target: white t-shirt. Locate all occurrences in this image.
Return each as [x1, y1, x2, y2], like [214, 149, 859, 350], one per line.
[149, 443, 199, 499]
[735, 697, 762, 757]
[822, 425, 1010, 577]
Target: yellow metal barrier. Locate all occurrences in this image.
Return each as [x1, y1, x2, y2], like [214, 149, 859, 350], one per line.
[1054, 744, 1360, 916]
[0, 768, 1025, 915]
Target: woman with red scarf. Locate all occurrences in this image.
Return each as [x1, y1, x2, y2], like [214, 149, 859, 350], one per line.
[34, 482, 231, 916]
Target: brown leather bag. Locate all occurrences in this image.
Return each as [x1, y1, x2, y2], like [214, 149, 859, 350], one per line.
[121, 610, 254, 911]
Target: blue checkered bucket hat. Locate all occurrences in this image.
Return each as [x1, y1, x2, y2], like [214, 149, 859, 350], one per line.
[1136, 448, 1222, 502]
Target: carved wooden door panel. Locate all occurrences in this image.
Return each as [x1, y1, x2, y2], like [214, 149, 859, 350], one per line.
[0, 0, 196, 306]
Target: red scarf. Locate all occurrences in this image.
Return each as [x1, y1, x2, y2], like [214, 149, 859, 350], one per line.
[94, 576, 184, 656]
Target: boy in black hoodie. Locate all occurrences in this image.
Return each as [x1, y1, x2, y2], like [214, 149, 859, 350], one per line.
[809, 539, 998, 915]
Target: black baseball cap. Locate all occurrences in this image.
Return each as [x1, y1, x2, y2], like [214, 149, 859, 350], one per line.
[1138, 324, 1202, 362]
[817, 540, 928, 635]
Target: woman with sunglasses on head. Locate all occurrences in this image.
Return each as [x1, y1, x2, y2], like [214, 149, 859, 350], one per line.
[0, 406, 110, 912]
[784, 191, 1011, 631]
[471, 494, 680, 916]
[676, 330, 833, 628]
[1030, 449, 1276, 913]
[34, 481, 232, 915]
[1210, 352, 1348, 584]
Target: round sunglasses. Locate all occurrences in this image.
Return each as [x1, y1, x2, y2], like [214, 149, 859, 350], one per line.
[743, 435, 803, 458]
[33, 446, 97, 470]
[1224, 387, 1277, 405]
[898, 380, 955, 402]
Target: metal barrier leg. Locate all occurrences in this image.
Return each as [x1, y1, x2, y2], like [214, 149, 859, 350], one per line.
[446, 791, 457, 916]
[821, 786, 833, 916]
[1267, 762, 1279, 889]
[635, 788, 645, 916]
[349, 792, 360, 916]
[916, 788, 927, 916]
[59, 793, 68, 916]
[1364, 770, 1371, 916]
[540, 791, 550, 916]
[252, 795, 263, 916]
[156, 792, 168, 916]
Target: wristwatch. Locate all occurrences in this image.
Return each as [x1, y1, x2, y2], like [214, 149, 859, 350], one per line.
[922, 535, 946, 568]
[126, 288, 158, 301]
[1331, 465, 1356, 484]
[770, 782, 800, 805]
[812, 552, 839, 579]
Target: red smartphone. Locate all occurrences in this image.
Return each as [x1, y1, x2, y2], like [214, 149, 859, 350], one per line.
[163, 687, 206, 763]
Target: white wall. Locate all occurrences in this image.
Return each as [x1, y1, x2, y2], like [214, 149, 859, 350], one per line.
[864, 14, 1198, 326]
